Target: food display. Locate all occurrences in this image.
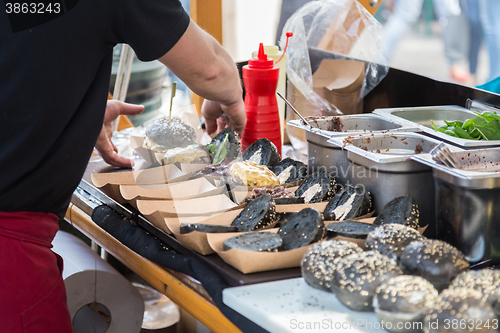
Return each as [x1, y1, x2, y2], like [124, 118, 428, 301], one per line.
[271, 158, 307, 184]
[229, 161, 280, 187]
[242, 138, 281, 168]
[323, 184, 372, 221]
[222, 232, 282, 252]
[400, 239, 469, 291]
[250, 186, 295, 200]
[231, 193, 277, 231]
[144, 116, 196, 149]
[423, 288, 496, 333]
[163, 145, 211, 164]
[431, 111, 500, 140]
[326, 220, 378, 239]
[374, 196, 420, 230]
[373, 275, 438, 333]
[192, 160, 231, 178]
[365, 224, 424, 262]
[277, 208, 324, 251]
[295, 170, 335, 203]
[301, 240, 362, 292]
[112, 105, 500, 332]
[179, 223, 238, 234]
[331, 251, 403, 311]
[450, 269, 500, 312]
[207, 128, 241, 163]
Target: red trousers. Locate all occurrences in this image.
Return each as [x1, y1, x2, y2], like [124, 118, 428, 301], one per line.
[0, 212, 73, 333]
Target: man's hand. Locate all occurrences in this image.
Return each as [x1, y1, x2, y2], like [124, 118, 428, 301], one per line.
[202, 99, 246, 137]
[158, 19, 247, 138]
[95, 100, 144, 168]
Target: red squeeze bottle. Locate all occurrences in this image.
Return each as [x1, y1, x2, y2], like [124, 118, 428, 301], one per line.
[241, 43, 282, 156]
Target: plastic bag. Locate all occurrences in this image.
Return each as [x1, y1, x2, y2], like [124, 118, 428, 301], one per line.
[279, 0, 388, 117]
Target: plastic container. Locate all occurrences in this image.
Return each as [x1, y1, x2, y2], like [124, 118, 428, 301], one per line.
[241, 43, 282, 156]
[252, 45, 286, 143]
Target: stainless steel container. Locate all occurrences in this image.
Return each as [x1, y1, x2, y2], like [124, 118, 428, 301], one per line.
[374, 105, 500, 148]
[288, 114, 418, 184]
[413, 149, 500, 264]
[328, 133, 444, 238]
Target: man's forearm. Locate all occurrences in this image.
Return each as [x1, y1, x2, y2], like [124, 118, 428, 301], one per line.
[158, 19, 243, 107]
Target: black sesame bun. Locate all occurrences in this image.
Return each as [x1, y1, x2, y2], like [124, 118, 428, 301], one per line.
[326, 221, 378, 239]
[450, 269, 500, 315]
[209, 128, 241, 162]
[145, 116, 196, 148]
[278, 208, 324, 251]
[423, 288, 496, 333]
[301, 240, 362, 292]
[179, 223, 238, 234]
[374, 275, 438, 333]
[331, 251, 403, 311]
[295, 171, 335, 204]
[365, 224, 425, 262]
[243, 138, 281, 168]
[374, 196, 420, 230]
[400, 239, 469, 291]
[323, 184, 372, 221]
[222, 232, 282, 252]
[231, 193, 277, 232]
[272, 158, 307, 184]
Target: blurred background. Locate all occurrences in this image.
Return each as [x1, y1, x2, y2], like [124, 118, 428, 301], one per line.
[117, 0, 494, 125]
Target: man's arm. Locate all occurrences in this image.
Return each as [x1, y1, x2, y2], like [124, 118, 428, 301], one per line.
[158, 19, 246, 137]
[95, 100, 144, 168]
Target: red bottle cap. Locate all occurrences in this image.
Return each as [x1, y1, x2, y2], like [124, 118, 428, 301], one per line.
[248, 43, 274, 68]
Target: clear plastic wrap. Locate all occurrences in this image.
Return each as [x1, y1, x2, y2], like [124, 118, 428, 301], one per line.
[279, 0, 388, 152]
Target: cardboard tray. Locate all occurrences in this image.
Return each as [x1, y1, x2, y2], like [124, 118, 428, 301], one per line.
[207, 229, 313, 274]
[91, 164, 191, 204]
[135, 194, 243, 234]
[165, 209, 281, 256]
[206, 217, 425, 274]
[160, 196, 329, 256]
[83, 159, 303, 286]
[120, 177, 225, 203]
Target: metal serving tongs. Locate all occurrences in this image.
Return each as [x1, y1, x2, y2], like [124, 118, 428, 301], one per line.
[430, 143, 462, 169]
[276, 92, 320, 129]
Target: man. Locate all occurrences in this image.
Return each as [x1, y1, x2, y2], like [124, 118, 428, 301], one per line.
[0, 1, 246, 331]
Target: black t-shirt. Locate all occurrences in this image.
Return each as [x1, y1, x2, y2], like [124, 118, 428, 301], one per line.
[0, 0, 190, 217]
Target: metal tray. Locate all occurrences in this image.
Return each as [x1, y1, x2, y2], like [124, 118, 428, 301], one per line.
[288, 114, 419, 146]
[328, 132, 448, 239]
[412, 148, 500, 188]
[412, 147, 500, 264]
[373, 105, 500, 148]
[328, 132, 444, 166]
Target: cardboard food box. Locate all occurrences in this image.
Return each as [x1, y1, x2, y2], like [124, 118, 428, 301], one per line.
[136, 194, 242, 233]
[119, 177, 225, 208]
[165, 210, 245, 255]
[130, 105, 211, 166]
[160, 194, 324, 255]
[206, 217, 426, 274]
[230, 185, 300, 204]
[207, 229, 313, 274]
[91, 164, 190, 204]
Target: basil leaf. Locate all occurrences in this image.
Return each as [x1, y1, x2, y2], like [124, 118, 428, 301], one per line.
[212, 133, 229, 164]
[444, 129, 459, 137]
[431, 120, 447, 133]
[474, 118, 500, 140]
[453, 126, 477, 140]
[462, 118, 475, 129]
[444, 120, 463, 127]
